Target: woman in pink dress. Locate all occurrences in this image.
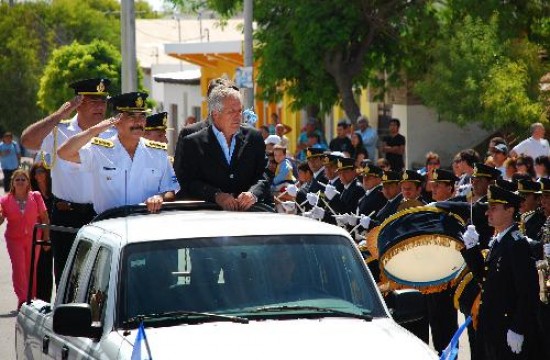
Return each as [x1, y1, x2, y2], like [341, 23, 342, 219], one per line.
[0, 168, 50, 309]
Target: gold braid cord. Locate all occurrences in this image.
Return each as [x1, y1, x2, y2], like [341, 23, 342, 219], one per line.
[41, 126, 58, 170]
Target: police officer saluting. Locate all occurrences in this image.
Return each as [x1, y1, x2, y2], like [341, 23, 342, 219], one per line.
[462, 185, 541, 359]
[58, 92, 179, 214]
[21, 78, 114, 285]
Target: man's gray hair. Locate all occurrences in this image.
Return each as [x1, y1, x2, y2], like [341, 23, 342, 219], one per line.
[357, 115, 368, 124]
[208, 86, 242, 114]
[531, 122, 544, 134]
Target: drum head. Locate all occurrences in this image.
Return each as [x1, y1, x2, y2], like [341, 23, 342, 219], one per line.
[377, 207, 467, 293]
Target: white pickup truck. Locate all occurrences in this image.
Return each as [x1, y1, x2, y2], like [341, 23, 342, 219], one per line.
[16, 203, 437, 359]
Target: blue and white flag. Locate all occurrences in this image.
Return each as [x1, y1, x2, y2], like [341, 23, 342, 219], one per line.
[131, 321, 153, 360]
[440, 316, 472, 360]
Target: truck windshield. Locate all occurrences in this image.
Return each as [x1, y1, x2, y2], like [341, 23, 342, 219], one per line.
[119, 235, 386, 326]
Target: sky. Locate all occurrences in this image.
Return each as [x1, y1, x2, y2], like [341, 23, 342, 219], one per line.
[145, 0, 167, 11]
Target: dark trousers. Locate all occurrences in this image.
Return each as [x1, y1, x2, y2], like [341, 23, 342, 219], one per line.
[426, 288, 458, 354]
[2, 168, 15, 192]
[36, 247, 53, 302]
[51, 200, 95, 286]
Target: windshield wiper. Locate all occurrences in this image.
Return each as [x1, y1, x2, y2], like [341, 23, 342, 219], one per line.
[250, 305, 372, 321]
[125, 310, 249, 325]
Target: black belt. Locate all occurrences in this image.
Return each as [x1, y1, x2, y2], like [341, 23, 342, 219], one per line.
[53, 197, 94, 213]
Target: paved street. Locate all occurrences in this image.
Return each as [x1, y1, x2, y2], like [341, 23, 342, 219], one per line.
[0, 188, 17, 359]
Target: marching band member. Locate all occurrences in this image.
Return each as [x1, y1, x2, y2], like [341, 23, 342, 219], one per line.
[356, 162, 387, 217]
[462, 185, 541, 359]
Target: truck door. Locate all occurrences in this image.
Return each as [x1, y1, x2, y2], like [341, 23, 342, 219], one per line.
[43, 239, 93, 360]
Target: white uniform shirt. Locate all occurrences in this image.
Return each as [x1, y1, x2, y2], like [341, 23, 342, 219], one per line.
[79, 136, 180, 214]
[40, 115, 116, 203]
[512, 136, 550, 159]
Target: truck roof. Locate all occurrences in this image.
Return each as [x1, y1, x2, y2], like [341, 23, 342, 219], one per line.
[87, 210, 351, 245]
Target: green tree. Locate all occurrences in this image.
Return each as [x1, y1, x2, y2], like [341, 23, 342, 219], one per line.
[414, 10, 550, 131]
[38, 40, 123, 113]
[170, 0, 433, 123]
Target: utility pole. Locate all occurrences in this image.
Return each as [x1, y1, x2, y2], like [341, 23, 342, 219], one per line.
[243, 0, 254, 110]
[121, 0, 137, 92]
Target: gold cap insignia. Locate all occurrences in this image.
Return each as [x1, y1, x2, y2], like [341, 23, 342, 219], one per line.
[487, 187, 492, 199]
[433, 171, 438, 180]
[473, 166, 479, 176]
[518, 183, 524, 191]
[136, 96, 144, 108]
[306, 149, 312, 158]
[337, 160, 343, 169]
[382, 173, 388, 181]
[403, 172, 409, 180]
[163, 115, 168, 126]
[364, 165, 370, 174]
[97, 80, 105, 93]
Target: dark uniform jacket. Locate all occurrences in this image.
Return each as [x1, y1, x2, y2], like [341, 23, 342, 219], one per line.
[330, 180, 365, 216]
[179, 125, 268, 203]
[357, 184, 387, 217]
[322, 177, 344, 224]
[524, 210, 546, 241]
[374, 193, 404, 224]
[296, 169, 328, 206]
[462, 225, 541, 359]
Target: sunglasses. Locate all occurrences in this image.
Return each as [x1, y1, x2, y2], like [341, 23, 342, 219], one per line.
[14, 178, 27, 182]
[35, 168, 46, 174]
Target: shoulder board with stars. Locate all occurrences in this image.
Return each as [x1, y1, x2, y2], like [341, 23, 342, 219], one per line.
[59, 119, 72, 125]
[144, 140, 167, 151]
[91, 137, 114, 148]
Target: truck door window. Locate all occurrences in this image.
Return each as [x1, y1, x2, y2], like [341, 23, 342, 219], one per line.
[63, 240, 92, 304]
[86, 247, 112, 323]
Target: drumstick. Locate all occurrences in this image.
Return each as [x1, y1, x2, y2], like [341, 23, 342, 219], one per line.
[469, 177, 473, 225]
[318, 193, 338, 216]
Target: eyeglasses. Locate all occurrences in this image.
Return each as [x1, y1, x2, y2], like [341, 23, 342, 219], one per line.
[35, 168, 46, 174]
[13, 178, 27, 182]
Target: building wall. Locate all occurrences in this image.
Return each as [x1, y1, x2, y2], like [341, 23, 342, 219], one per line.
[392, 105, 492, 169]
[159, 82, 202, 154]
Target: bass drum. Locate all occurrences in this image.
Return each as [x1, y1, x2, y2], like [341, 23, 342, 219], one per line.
[377, 206, 467, 294]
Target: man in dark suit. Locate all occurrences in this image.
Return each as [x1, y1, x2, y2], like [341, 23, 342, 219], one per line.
[179, 86, 267, 211]
[174, 78, 239, 194]
[462, 185, 541, 359]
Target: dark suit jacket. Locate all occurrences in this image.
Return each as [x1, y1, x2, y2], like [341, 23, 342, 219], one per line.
[174, 121, 210, 194]
[462, 225, 540, 355]
[179, 125, 267, 203]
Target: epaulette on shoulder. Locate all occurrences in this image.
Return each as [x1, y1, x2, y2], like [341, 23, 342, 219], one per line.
[59, 119, 72, 125]
[511, 230, 523, 241]
[144, 139, 167, 151]
[91, 137, 114, 148]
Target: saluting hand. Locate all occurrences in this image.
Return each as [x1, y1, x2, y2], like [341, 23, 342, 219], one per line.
[54, 95, 83, 121]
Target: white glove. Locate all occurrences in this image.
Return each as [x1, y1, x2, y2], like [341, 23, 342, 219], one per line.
[347, 213, 360, 226]
[333, 214, 348, 227]
[506, 329, 524, 354]
[311, 205, 325, 220]
[281, 201, 296, 212]
[360, 215, 372, 229]
[306, 192, 319, 206]
[286, 184, 298, 197]
[462, 225, 479, 249]
[358, 239, 367, 247]
[544, 243, 550, 257]
[324, 184, 340, 200]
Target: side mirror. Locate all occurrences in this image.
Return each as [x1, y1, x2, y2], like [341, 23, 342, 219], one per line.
[385, 289, 426, 325]
[53, 303, 102, 339]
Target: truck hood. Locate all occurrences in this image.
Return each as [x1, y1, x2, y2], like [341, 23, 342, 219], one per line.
[120, 318, 437, 359]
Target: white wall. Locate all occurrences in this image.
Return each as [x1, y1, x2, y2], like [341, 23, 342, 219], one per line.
[160, 82, 202, 154]
[393, 105, 492, 169]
